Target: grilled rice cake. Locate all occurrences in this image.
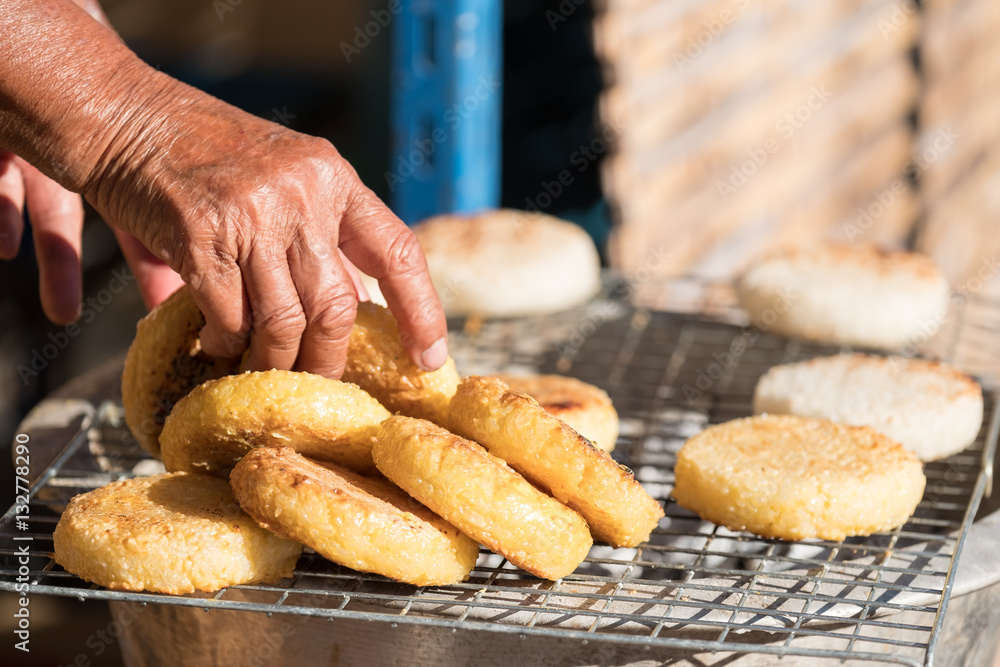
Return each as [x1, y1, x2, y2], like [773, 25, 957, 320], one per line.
[673, 415, 926, 541]
[341, 301, 459, 425]
[121, 285, 240, 457]
[494, 374, 619, 453]
[53, 472, 302, 594]
[160, 370, 390, 477]
[448, 376, 663, 548]
[372, 415, 593, 580]
[231, 447, 478, 586]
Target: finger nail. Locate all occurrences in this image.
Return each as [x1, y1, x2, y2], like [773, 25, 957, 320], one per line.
[419, 337, 448, 371]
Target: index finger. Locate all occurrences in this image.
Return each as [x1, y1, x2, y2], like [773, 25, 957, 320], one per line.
[337, 188, 448, 371]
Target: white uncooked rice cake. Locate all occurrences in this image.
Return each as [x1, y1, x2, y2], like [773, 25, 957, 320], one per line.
[361, 209, 601, 318]
[738, 244, 950, 349]
[753, 353, 983, 461]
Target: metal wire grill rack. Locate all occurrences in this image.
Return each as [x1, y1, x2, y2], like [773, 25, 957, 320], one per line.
[1, 277, 997, 667]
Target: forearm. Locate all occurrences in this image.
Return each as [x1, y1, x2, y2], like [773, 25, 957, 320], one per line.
[0, 0, 164, 192]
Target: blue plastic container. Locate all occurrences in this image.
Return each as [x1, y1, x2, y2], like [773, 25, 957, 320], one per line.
[389, 0, 502, 224]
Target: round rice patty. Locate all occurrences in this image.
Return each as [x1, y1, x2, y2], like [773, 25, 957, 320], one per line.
[121, 285, 240, 457]
[673, 415, 926, 541]
[231, 447, 478, 586]
[753, 353, 983, 461]
[494, 374, 620, 453]
[53, 472, 302, 594]
[372, 416, 593, 580]
[160, 370, 390, 478]
[412, 209, 602, 318]
[448, 376, 663, 548]
[737, 244, 949, 349]
[122, 292, 455, 461]
[342, 301, 460, 425]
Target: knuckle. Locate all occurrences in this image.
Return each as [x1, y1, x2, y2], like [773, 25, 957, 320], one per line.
[253, 302, 307, 348]
[384, 229, 425, 277]
[227, 310, 253, 340]
[306, 135, 337, 155]
[203, 305, 244, 336]
[413, 291, 446, 328]
[179, 232, 237, 282]
[307, 290, 357, 341]
[180, 272, 249, 341]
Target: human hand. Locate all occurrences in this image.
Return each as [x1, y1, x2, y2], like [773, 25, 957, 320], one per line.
[71, 0, 186, 309]
[0, 0, 439, 378]
[0, 147, 185, 321]
[0, 0, 184, 322]
[82, 74, 447, 378]
[0, 147, 83, 323]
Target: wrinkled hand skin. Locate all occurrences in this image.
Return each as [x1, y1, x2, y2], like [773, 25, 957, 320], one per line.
[86, 77, 449, 378]
[0, 0, 183, 324]
[0, 0, 448, 378]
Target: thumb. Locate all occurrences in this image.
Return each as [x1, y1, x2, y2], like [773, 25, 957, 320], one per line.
[111, 227, 185, 309]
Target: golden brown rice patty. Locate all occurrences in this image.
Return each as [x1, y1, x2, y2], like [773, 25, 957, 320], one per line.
[342, 301, 460, 425]
[673, 415, 926, 541]
[372, 416, 593, 580]
[495, 374, 619, 453]
[122, 291, 454, 459]
[448, 376, 663, 547]
[53, 472, 302, 594]
[231, 447, 478, 586]
[121, 286, 240, 457]
[160, 370, 390, 478]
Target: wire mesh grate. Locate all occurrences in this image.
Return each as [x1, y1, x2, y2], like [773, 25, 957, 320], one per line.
[1, 277, 997, 666]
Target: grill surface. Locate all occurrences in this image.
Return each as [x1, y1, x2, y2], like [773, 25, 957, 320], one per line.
[2, 276, 997, 667]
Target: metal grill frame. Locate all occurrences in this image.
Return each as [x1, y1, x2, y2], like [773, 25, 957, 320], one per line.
[2, 277, 997, 667]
